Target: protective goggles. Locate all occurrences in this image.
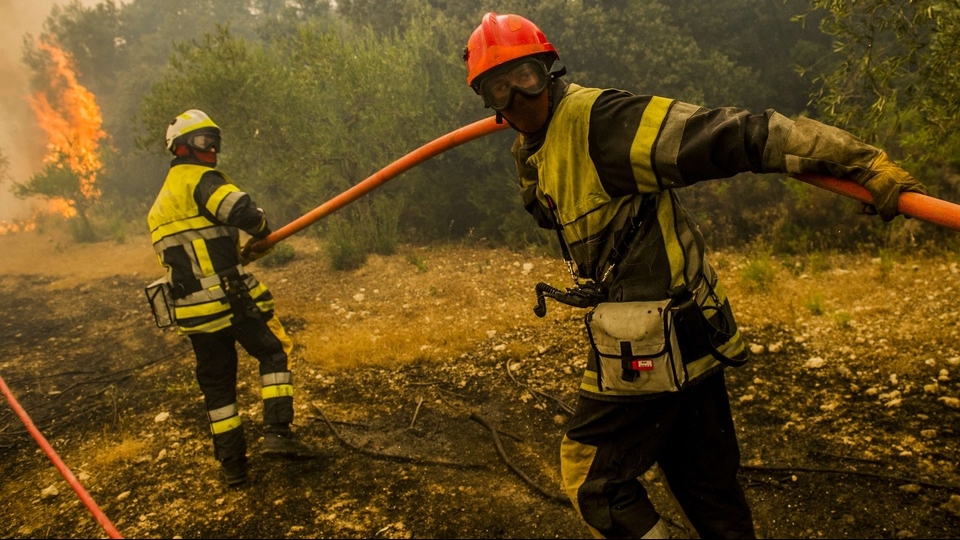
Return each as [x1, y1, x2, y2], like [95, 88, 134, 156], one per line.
[186, 129, 221, 153]
[478, 59, 549, 111]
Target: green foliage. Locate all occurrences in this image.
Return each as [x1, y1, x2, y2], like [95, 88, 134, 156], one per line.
[741, 248, 777, 292]
[29, 0, 957, 265]
[406, 253, 428, 273]
[804, 292, 824, 316]
[833, 310, 853, 327]
[258, 241, 296, 268]
[14, 151, 98, 243]
[804, 0, 960, 219]
[876, 248, 896, 280]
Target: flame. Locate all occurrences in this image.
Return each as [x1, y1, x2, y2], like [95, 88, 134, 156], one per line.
[28, 38, 104, 216]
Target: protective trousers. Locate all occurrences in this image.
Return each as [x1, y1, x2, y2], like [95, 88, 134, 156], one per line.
[560, 372, 755, 539]
[188, 312, 294, 463]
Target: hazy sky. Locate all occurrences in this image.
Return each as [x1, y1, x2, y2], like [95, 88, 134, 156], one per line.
[0, 0, 100, 221]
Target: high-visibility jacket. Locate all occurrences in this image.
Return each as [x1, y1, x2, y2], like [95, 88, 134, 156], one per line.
[514, 82, 886, 398]
[148, 161, 274, 334]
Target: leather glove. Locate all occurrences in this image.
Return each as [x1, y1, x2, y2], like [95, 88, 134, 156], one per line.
[239, 237, 273, 266]
[856, 152, 928, 222]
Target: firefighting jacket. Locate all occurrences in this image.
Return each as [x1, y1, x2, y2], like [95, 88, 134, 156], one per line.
[148, 161, 274, 334]
[513, 82, 887, 398]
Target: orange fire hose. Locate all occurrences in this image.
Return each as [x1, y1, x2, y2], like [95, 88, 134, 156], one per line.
[255, 116, 512, 250]
[0, 374, 123, 538]
[794, 173, 960, 232]
[252, 118, 960, 252]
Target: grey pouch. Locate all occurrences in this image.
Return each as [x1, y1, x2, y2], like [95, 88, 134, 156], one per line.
[144, 277, 175, 328]
[585, 300, 687, 394]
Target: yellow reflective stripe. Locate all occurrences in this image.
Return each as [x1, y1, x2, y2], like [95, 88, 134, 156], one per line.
[579, 369, 600, 394]
[559, 434, 599, 536]
[151, 215, 214, 244]
[210, 415, 241, 435]
[630, 96, 672, 190]
[175, 300, 230, 320]
[205, 183, 239, 218]
[262, 384, 294, 399]
[658, 196, 686, 289]
[192, 238, 216, 276]
[267, 317, 294, 359]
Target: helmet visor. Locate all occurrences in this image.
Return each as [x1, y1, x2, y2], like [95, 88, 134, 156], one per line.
[479, 59, 549, 111]
[187, 129, 221, 153]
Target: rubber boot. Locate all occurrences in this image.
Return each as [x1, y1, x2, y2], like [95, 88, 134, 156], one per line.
[261, 424, 319, 460]
[220, 454, 248, 486]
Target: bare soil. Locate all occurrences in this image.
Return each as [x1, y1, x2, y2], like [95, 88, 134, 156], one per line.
[1, 227, 960, 539]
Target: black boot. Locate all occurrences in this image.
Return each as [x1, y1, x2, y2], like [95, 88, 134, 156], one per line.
[220, 454, 248, 486]
[261, 424, 319, 460]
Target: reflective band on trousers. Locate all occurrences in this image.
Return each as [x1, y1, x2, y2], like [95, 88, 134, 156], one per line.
[207, 403, 241, 434]
[262, 371, 294, 399]
[262, 384, 294, 400]
[261, 372, 292, 386]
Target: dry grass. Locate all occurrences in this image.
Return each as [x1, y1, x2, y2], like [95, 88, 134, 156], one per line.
[265, 240, 582, 372]
[262, 239, 960, 382]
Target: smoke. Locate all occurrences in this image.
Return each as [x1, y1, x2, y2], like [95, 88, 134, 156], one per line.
[0, 0, 100, 221]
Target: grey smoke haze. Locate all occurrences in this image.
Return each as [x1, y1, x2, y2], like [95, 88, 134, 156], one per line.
[0, 0, 99, 221]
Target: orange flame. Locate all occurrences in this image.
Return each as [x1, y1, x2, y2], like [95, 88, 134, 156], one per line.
[28, 38, 104, 214]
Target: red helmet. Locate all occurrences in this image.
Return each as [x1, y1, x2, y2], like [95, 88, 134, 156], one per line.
[464, 12, 558, 90]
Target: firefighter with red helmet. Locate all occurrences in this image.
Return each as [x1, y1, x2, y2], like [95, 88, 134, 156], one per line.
[464, 12, 926, 538]
[148, 109, 317, 487]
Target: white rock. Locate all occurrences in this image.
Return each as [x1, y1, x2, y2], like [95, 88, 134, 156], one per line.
[352, 293, 365, 302]
[804, 357, 826, 369]
[738, 394, 754, 403]
[486, 330, 497, 338]
[899, 484, 922, 494]
[40, 485, 59, 499]
[938, 396, 960, 409]
[947, 356, 960, 366]
[117, 491, 131, 501]
[938, 369, 950, 381]
[925, 358, 936, 366]
[522, 262, 534, 273]
[941, 494, 960, 517]
[924, 383, 939, 395]
[749, 344, 764, 355]
[885, 398, 903, 408]
[154, 412, 170, 423]
[921, 429, 937, 439]
[767, 342, 783, 353]
[890, 374, 899, 385]
[492, 344, 506, 352]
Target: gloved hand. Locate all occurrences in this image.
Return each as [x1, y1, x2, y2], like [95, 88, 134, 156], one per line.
[858, 152, 928, 222]
[239, 237, 273, 266]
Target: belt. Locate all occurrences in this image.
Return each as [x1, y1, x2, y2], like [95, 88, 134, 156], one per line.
[171, 264, 245, 299]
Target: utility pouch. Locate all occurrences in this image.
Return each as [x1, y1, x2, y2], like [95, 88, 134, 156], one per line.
[585, 300, 686, 394]
[223, 277, 262, 322]
[144, 277, 176, 328]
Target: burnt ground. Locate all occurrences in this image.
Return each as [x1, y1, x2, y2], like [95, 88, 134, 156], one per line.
[1, 229, 960, 539]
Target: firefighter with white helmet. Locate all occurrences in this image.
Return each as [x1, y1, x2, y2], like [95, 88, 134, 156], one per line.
[149, 109, 317, 487]
[464, 12, 927, 538]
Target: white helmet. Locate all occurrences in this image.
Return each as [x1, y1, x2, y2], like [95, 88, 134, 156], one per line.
[165, 109, 221, 154]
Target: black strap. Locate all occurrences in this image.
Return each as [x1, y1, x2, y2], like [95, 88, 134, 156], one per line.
[670, 287, 746, 368]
